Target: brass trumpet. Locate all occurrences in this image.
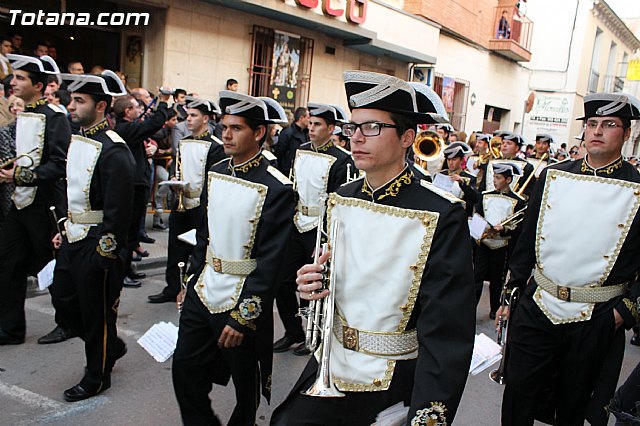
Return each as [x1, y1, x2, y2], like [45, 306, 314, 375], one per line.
[490, 286, 520, 384]
[0, 147, 39, 170]
[478, 207, 527, 242]
[514, 153, 548, 197]
[175, 147, 186, 212]
[412, 130, 445, 175]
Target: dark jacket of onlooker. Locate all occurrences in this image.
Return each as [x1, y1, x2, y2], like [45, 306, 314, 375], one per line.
[274, 123, 308, 176]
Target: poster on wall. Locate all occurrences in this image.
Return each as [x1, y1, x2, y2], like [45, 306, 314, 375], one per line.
[442, 76, 455, 113]
[523, 93, 573, 147]
[270, 31, 301, 113]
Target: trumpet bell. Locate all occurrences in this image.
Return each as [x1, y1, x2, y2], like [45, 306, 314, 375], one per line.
[412, 130, 445, 175]
[302, 380, 345, 398]
[489, 368, 505, 385]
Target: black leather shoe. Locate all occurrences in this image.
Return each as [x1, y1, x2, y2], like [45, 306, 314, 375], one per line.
[135, 249, 150, 258]
[63, 381, 110, 402]
[631, 334, 640, 346]
[139, 234, 155, 244]
[38, 326, 77, 344]
[0, 329, 24, 345]
[273, 335, 304, 353]
[123, 277, 141, 288]
[128, 271, 146, 280]
[148, 293, 175, 304]
[292, 343, 311, 356]
[152, 219, 167, 230]
[107, 338, 127, 372]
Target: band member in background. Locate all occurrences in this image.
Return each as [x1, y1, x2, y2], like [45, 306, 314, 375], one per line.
[435, 122, 454, 144]
[440, 141, 478, 217]
[272, 71, 475, 426]
[527, 133, 558, 179]
[0, 54, 71, 345]
[473, 162, 525, 319]
[500, 93, 640, 425]
[273, 102, 354, 356]
[172, 91, 294, 425]
[148, 97, 227, 304]
[481, 132, 535, 200]
[50, 71, 134, 401]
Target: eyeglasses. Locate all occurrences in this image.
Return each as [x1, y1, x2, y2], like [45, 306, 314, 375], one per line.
[569, 150, 578, 155]
[585, 120, 625, 130]
[342, 122, 398, 137]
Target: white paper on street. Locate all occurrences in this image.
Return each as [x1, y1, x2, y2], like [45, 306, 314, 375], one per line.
[178, 229, 197, 246]
[469, 213, 490, 240]
[372, 401, 409, 426]
[37, 259, 56, 291]
[137, 321, 179, 362]
[469, 333, 502, 375]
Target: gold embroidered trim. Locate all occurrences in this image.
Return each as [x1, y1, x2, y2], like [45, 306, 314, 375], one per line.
[196, 172, 267, 315]
[179, 139, 213, 208]
[292, 149, 336, 233]
[25, 97, 47, 109]
[314, 139, 334, 152]
[411, 402, 448, 426]
[332, 360, 396, 392]
[12, 112, 46, 209]
[624, 298, 639, 323]
[377, 170, 413, 201]
[580, 156, 623, 176]
[83, 119, 109, 136]
[193, 129, 210, 140]
[230, 310, 256, 331]
[533, 287, 594, 324]
[232, 152, 263, 173]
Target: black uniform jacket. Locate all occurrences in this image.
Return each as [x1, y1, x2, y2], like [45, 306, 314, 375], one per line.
[442, 168, 479, 216]
[113, 101, 170, 187]
[336, 165, 476, 424]
[475, 188, 526, 237]
[507, 156, 640, 329]
[79, 120, 136, 261]
[297, 140, 356, 192]
[188, 152, 295, 400]
[20, 98, 71, 219]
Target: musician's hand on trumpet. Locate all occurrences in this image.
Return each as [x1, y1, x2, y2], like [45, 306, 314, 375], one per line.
[296, 250, 331, 301]
[0, 164, 15, 183]
[495, 305, 509, 328]
[52, 232, 63, 250]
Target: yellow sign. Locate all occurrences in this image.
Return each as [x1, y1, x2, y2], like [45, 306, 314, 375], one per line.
[627, 59, 640, 81]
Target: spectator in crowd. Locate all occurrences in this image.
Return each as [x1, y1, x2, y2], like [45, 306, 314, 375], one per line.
[9, 30, 23, 54]
[132, 87, 154, 110]
[47, 46, 57, 60]
[0, 96, 23, 229]
[274, 106, 309, 175]
[556, 150, 569, 161]
[33, 41, 49, 57]
[0, 36, 12, 80]
[525, 143, 535, 157]
[569, 144, 580, 160]
[115, 71, 129, 92]
[90, 65, 105, 75]
[0, 75, 15, 126]
[225, 78, 238, 92]
[151, 109, 178, 230]
[67, 60, 84, 74]
[497, 9, 511, 38]
[173, 88, 187, 121]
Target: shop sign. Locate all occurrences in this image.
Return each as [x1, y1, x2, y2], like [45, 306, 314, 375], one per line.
[288, 0, 368, 24]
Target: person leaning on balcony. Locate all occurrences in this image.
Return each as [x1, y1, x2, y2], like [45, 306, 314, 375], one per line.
[497, 9, 511, 39]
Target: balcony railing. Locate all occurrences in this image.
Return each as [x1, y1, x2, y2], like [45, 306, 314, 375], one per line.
[588, 69, 600, 94]
[489, 6, 533, 62]
[602, 75, 625, 93]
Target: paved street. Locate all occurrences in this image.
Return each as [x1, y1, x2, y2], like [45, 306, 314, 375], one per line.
[1, 222, 639, 425]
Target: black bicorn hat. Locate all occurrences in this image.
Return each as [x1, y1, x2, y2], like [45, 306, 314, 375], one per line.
[343, 71, 432, 123]
[185, 96, 222, 115]
[493, 161, 522, 178]
[577, 93, 640, 120]
[493, 129, 511, 137]
[535, 133, 553, 144]
[503, 132, 525, 146]
[435, 123, 455, 133]
[409, 82, 450, 124]
[8, 54, 60, 75]
[219, 91, 287, 125]
[307, 102, 348, 124]
[443, 141, 472, 159]
[476, 132, 492, 142]
[61, 70, 127, 97]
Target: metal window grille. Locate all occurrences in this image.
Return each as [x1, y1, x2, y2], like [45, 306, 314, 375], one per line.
[432, 74, 469, 131]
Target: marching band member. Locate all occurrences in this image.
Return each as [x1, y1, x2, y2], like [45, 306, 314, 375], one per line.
[273, 102, 355, 356]
[50, 70, 134, 401]
[526, 133, 558, 179]
[0, 54, 71, 345]
[500, 93, 640, 425]
[440, 141, 478, 217]
[481, 132, 535, 200]
[172, 91, 295, 425]
[272, 71, 475, 426]
[148, 97, 227, 304]
[473, 162, 525, 318]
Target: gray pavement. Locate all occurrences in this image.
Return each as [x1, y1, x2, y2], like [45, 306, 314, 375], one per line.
[1, 212, 639, 425]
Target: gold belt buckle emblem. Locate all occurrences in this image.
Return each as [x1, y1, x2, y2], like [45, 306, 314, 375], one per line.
[301, 206, 308, 215]
[343, 326, 359, 352]
[213, 258, 222, 273]
[557, 286, 571, 302]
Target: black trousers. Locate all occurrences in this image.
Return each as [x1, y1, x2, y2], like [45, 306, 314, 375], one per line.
[49, 237, 126, 392]
[474, 244, 508, 312]
[271, 358, 414, 426]
[125, 185, 149, 275]
[0, 203, 53, 339]
[173, 285, 259, 426]
[162, 207, 201, 297]
[502, 289, 625, 426]
[275, 229, 315, 341]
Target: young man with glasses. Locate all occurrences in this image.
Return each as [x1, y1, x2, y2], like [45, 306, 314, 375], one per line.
[272, 103, 354, 356]
[499, 93, 640, 425]
[271, 71, 475, 426]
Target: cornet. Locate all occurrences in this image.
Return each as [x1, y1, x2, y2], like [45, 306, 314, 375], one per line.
[490, 286, 519, 385]
[174, 148, 186, 212]
[0, 147, 40, 170]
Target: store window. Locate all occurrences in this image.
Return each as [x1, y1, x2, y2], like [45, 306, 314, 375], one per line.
[249, 25, 314, 114]
[432, 74, 470, 131]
